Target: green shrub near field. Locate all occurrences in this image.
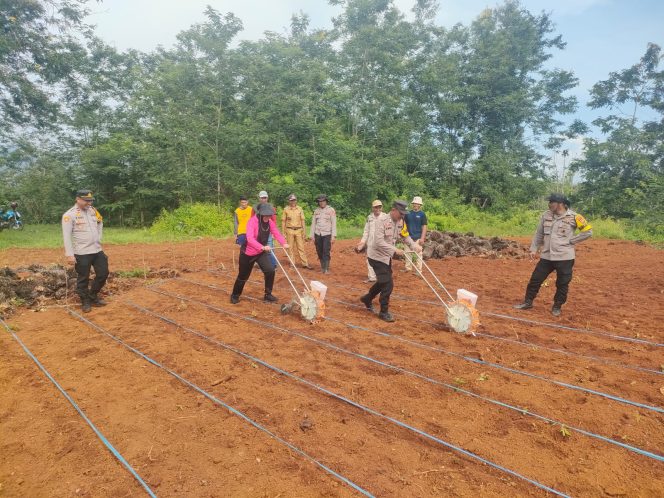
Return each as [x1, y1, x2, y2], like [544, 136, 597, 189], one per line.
[150, 203, 234, 237]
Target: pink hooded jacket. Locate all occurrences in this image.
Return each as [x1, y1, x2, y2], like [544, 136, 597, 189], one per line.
[244, 215, 286, 257]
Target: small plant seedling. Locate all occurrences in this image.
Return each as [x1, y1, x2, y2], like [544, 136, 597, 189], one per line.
[453, 377, 466, 386]
[559, 425, 571, 438]
[477, 373, 489, 381]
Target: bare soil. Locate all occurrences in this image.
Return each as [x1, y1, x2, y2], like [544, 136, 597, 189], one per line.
[1, 238, 663, 497]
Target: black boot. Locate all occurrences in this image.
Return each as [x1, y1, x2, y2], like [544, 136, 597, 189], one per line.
[360, 294, 374, 312]
[551, 304, 562, 317]
[90, 294, 107, 307]
[264, 271, 277, 302]
[230, 294, 240, 304]
[81, 299, 92, 313]
[378, 310, 395, 322]
[513, 300, 533, 310]
[232, 278, 247, 298]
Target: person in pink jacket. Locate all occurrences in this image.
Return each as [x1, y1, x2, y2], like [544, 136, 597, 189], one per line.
[231, 203, 289, 304]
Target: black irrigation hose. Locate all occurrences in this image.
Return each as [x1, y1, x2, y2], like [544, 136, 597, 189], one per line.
[144, 283, 664, 464]
[207, 270, 664, 376]
[169, 277, 664, 415]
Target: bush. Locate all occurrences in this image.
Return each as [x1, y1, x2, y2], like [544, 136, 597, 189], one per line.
[150, 203, 234, 237]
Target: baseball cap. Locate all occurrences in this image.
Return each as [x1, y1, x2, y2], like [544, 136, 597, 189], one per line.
[392, 200, 408, 215]
[371, 199, 383, 208]
[411, 196, 423, 205]
[76, 189, 95, 201]
[258, 190, 268, 198]
[548, 193, 565, 203]
[239, 195, 247, 201]
[288, 194, 297, 201]
[316, 194, 328, 202]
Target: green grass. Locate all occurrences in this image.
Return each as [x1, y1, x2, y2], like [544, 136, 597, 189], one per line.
[0, 225, 198, 250]
[1, 211, 660, 251]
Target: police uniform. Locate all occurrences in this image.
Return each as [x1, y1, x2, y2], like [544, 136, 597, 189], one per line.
[310, 195, 336, 273]
[520, 199, 592, 312]
[62, 190, 109, 310]
[281, 196, 309, 268]
[361, 201, 420, 321]
[360, 204, 382, 281]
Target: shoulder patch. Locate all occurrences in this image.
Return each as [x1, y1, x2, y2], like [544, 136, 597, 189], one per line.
[63, 215, 71, 222]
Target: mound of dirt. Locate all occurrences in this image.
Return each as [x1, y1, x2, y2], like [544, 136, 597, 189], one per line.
[0, 265, 181, 316]
[422, 231, 530, 260]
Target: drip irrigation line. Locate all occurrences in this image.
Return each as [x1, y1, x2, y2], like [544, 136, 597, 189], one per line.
[205, 272, 663, 377]
[137, 290, 664, 464]
[281, 272, 664, 348]
[0, 318, 157, 498]
[331, 296, 664, 377]
[67, 310, 374, 498]
[129, 295, 571, 497]
[169, 278, 664, 415]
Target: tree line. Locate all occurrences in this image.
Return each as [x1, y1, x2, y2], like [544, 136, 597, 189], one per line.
[0, 0, 662, 236]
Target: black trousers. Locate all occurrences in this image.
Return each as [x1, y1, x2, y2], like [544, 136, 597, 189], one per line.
[525, 258, 575, 306]
[367, 258, 393, 312]
[75, 251, 109, 301]
[232, 251, 275, 297]
[314, 234, 332, 265]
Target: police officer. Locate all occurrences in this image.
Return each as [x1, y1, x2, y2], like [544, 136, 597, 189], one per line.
[360, 200, 421, 322]
[310, 194, 336, 274]
[514, 193, 593, 316]
[281, 194, 311, 269]
[356, 200, 383, 282]
[62, 190, 109, 313]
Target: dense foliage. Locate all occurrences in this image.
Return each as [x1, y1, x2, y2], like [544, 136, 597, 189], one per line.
[0, 0, 661, 239]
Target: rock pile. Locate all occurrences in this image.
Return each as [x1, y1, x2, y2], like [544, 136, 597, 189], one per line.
[422, 231, 530, 260]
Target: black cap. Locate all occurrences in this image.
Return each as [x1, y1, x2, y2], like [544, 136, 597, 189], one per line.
[257, 203, 275, 216]
[548, 193, 565, 203]
[392, 200, 408, 215]
[76, 189, 95, 201]
[239, 195, 247, 201]
[563, 196, 571, 207]
[316, 194, 328, 202]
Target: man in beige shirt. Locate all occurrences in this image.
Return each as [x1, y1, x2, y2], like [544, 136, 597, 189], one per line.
[310, 194, 336, 274]
[281, 194, 311, 269]
[62, 189, 109, 313]
[360, 200, 421, 322]
[514, 193, 593, 316]
[356, 199, 383, 282]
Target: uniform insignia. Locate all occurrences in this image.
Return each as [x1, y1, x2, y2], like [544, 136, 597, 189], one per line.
[63, 215, 70, 222]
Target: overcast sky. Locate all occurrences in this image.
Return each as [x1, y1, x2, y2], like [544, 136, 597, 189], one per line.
[86, 0, 663, 161]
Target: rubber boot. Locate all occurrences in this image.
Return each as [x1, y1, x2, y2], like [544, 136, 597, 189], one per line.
[551, 304, 562, 317]
[81, 299, 92, 313]
[264, 271, 277, 302]
[360, 294, 374, 312]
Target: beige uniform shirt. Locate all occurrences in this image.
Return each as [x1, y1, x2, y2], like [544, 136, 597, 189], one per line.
[62, 205, 103, 257]
[368, 213, 418, 265]
[531, 209, 593, 261]
[282, 205, 306, 230]
[361, 212, 381, 246]
[310, 205, 337, 237]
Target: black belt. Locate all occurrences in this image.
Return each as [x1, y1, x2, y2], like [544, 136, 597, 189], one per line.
[286, 227, 302, 230]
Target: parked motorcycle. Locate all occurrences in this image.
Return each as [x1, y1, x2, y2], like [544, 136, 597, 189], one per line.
[0, 202, 24, 230]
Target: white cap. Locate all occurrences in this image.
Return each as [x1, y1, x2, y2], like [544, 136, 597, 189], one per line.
[412, 196, 423, 205]
[258, 190, 268, 198]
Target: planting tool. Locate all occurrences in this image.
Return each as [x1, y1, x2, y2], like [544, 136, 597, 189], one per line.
[273, 248, 326, 323]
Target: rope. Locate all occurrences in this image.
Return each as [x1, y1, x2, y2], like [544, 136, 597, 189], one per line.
[137, 290, 664, 464]
[206, 271, 664, 376]
[66, 310, 374, 498]
[124, 297, 571, 496]
[0, 319, 157, 498]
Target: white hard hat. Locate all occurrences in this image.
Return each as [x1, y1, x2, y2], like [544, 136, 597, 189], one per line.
[412, 196, 423, 205]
